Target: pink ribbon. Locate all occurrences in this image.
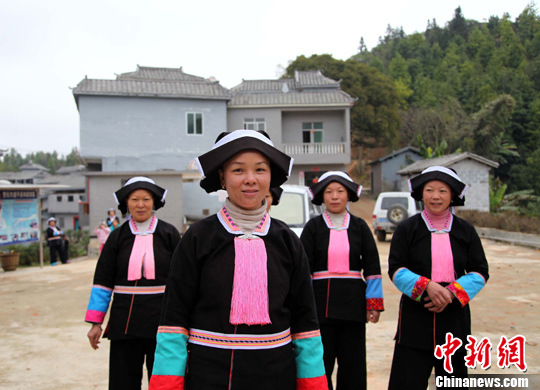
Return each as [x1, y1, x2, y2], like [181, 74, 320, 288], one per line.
[127, 234, 155, 281]
[328, 229, 350, 273]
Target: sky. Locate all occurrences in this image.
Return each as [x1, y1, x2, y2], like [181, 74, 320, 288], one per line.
[0, 0, 533, 156]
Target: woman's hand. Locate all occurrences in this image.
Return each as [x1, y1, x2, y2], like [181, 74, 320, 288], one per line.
[87, 324, 103, 350]
[424, 281, 454, 312]
[367, 310, 380, 323]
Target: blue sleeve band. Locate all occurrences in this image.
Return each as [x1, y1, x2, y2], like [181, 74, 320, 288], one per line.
[455, 272, 486, 301]
[87, 285, 112, 314]
[393, 268, 421, 298]
[292, 335, 326, 379]
[366, 276, 383, 299]
[152, 331, 189, 376]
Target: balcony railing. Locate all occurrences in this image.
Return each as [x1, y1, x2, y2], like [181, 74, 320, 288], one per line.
[283, 142, 347, 155]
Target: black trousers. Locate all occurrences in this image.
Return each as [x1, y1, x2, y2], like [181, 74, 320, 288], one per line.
[109, 338, 156, 390]
[320, 320, 366, 390]
[48, 242, 67, 264]
[388, 342, 468, 390]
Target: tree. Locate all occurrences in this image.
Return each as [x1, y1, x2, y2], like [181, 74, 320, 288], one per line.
[284, 55, 400, 148]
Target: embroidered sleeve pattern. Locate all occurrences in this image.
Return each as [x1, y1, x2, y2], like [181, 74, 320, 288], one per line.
[365, 275, 384, 311]
[392, 268, 430, 302]
[149, 326, 189, 390]
[447, 272, 486, 306]
[411, 276, 430, 301]
[85, 284, 113, 324]
[292, 330, 329, 390]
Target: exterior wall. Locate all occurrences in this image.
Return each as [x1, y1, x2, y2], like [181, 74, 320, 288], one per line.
[452, 160, 491, 212]
[79, 95, 228, 172]
[87, 174, 184, 235]
[399, 160, 492, 212]
[48, 193, 85, 213]
[227, 108, 283, 144]
[281, 110, 350, 165]
[282, 110, 347, 144]
[370, 164, 382, 194]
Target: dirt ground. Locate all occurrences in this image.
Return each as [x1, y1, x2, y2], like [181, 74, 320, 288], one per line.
[1, 198, 539, 390]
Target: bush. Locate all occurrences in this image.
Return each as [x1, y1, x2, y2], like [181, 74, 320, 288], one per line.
[4, 230, 90, 267]
[459, 210, 540, 235]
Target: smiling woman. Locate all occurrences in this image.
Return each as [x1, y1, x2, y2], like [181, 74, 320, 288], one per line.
[219, 151, 271, 210]
[150, 130, 329, 390]
[84, 176, 181, 389]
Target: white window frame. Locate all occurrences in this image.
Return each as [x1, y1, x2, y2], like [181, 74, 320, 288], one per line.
[186, 112, 204, 135]
[244, 118, 266, 131]
[302, 122, 324, 143]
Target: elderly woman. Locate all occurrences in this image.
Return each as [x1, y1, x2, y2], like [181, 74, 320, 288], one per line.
[85, 177, 181, 390]
[387, 166, 489, 389]
[300, 171, 384, 390]
[150, 130, 327, 390]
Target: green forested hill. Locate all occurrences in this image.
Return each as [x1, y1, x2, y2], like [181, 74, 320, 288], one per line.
[285, 5, 540, 206]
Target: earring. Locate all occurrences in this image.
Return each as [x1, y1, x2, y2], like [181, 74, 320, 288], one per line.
[222, 185, 226, 190]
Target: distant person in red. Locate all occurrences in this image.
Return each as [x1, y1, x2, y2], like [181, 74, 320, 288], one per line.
[94, 221, 111, 253]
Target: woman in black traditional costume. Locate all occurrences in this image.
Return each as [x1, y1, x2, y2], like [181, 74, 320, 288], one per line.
[387, 166, 489, 389]
[150, 130, 328, 390]
[301, 171, 384, 390]
[85, 177, 181, 390]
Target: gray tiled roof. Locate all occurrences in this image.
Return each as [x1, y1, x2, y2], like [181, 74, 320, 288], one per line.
[232, 79, 297, 93]
[397, 152, 499, 175]
[294, 70, 340, 88]
[369, 146, 421, 164]
[229, 90, 355, 107]
[73, 66, 231, 101]
[116, 66, 206, 82]
[229, 70, 353, 107]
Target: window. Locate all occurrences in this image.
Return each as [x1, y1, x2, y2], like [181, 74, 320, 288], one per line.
[56, 195, 62, 202]
[68, 195, 74, 202]
[302, 122, 323, 143]
[244, 118, 265, 131]
[187, 112, 203, 135]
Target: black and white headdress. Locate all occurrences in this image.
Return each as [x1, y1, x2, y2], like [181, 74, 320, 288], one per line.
[114, 176, 167, 215]
[409, 166, 468, 206]
[308, 171, 362, 205]
[269, 187, 284, 206]
[195, 130, 293, 193]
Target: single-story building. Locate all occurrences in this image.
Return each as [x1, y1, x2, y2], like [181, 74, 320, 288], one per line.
[369, 146, 422, 195]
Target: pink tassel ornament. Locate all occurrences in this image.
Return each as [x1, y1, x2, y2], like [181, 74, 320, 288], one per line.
[230, 236, 271, 325]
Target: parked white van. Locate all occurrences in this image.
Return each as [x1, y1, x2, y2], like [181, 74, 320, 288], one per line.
[270, 184, 322, 237]
[371, 191, 422, 242]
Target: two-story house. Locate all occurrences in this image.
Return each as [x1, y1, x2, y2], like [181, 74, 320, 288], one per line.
[228, 70, 355, 185]
[72, 66, 232, 231]
[73, 66, 356, 230]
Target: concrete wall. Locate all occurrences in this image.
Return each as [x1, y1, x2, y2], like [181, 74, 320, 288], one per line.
[79, 95, 228, 172]
[48, 193, 84, 213]
[282, 110, 347, 144]
[227, 108, 283, 144]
